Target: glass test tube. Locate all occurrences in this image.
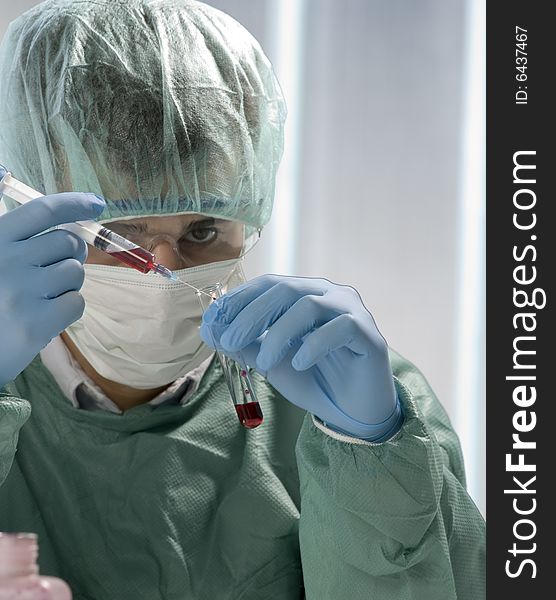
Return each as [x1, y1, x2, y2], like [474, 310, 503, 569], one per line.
[197, 284, 264, 429]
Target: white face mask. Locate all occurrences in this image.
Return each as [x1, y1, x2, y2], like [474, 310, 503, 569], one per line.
[65, 259, 244, 389]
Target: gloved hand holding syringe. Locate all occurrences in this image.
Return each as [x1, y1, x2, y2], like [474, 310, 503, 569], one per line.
[0, 164, 263, 429]
[0, 165, 177, 280]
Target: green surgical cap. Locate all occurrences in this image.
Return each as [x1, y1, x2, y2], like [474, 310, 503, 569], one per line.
[0, 0, 286, 227]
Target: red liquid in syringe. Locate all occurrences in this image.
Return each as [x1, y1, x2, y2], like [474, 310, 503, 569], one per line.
[109, 247, 157, 273]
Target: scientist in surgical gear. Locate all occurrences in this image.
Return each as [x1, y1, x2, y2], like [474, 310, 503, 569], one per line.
[0, 0, 485, 598]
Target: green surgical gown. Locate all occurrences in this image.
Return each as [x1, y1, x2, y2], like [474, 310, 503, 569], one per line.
[0, 349, 485, 599]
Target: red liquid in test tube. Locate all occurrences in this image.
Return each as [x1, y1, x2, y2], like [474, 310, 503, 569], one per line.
[235, 369, 263, 429]
[235, 402, 264, 429]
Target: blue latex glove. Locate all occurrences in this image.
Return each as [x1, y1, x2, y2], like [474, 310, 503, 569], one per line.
[0, 192, 105, 386]
[200, 275, 403, 441]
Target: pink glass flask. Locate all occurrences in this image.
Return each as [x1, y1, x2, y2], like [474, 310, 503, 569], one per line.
[0, 533, 72, 600]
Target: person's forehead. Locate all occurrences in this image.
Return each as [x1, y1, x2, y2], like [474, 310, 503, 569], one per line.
[111, 214, 212, 230]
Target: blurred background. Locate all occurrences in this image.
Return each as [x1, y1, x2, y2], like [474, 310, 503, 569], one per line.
[0, 0, 485, 515]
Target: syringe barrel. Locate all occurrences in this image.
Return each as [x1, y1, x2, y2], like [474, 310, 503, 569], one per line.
[0, 169, 137, 253]
[0, 170, 100, 246]
[61, 221, 141, 255]
[0, 169, 44, 205]
[60, 221, 100, 246]
[0, 166, 169, 278]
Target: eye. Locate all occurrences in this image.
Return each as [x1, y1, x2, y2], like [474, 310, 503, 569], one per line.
[183, 224, 218, 244]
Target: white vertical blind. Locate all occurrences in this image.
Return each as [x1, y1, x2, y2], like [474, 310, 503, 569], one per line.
[453, 0, 486, 515]
[261, 0, 306, 275]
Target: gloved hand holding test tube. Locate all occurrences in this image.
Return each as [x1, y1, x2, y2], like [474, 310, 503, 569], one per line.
[0, 164, 263, 430]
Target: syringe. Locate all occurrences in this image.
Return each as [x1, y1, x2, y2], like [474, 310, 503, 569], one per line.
[0, 165, 176, 281]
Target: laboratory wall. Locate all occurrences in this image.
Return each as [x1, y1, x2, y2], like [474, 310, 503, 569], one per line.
[0, 0, 485, 516]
